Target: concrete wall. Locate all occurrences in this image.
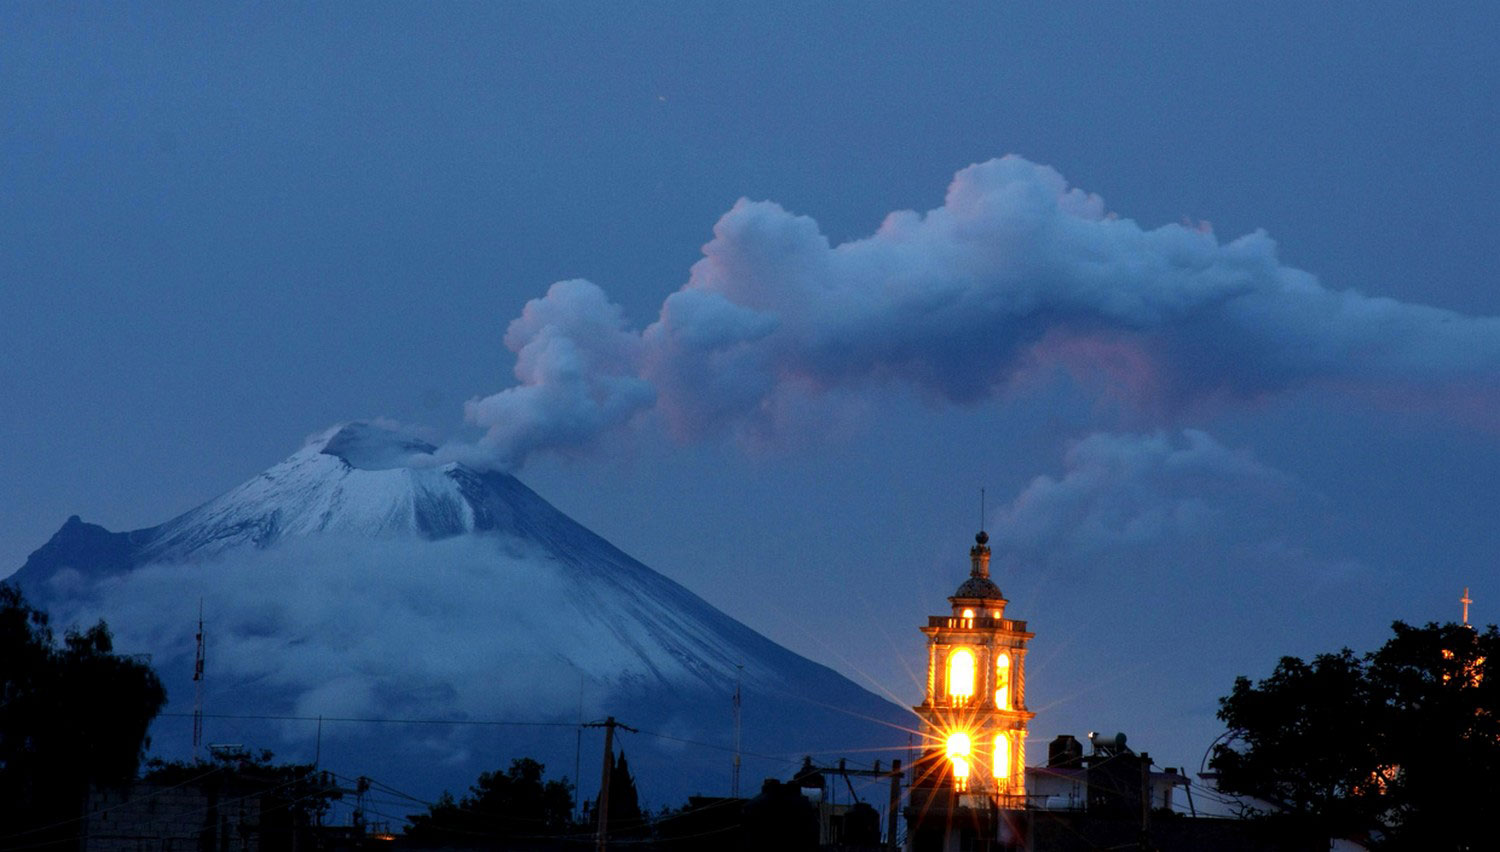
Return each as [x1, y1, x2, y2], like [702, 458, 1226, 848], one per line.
[84, 783, 263, 851]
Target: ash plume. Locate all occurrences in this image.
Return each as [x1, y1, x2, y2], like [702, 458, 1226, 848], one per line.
[464, 155, 1500, 469]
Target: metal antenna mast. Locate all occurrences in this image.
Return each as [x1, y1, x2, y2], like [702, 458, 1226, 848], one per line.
[575, 674, 585, 821]
[192, 600, 205, 759]
[732, 664, 743, 797]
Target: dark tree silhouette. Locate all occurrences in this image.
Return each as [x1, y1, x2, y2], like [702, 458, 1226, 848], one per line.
[1212, 620, 1500, 850]
[603, 748, 646, 839]
[0, 582, 167, 848]
[404, 756, 575, 847]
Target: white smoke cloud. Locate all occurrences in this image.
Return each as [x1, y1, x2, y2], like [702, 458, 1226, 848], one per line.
[464, 156, 1500, 468]
[464, 279, 656, 469]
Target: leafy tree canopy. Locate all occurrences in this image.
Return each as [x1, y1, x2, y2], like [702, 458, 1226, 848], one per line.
[404, 756, 575, 847]
[1212, 620, 1500, 850]
[0, 582, 168, 846]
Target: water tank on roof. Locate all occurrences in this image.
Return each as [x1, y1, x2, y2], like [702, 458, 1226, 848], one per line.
[1048, 735, 1084, 768]
[1088, 731, 1129, 754]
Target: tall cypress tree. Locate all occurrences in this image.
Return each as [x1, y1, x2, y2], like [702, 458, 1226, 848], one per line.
[606, 749, 645, 839]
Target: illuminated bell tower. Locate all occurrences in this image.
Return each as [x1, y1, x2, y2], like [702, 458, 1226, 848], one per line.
[914, 530, 1035, 809]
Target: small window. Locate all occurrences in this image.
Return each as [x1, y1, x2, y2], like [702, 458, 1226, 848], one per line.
[948, 732, 972, 791]
[994, 732, 1011, 781]
[995, 653, 1010, 710]
[948, 649, 976, 700]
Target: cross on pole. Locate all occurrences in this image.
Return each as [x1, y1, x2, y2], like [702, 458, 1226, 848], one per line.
[1461, 587, 1473, 626]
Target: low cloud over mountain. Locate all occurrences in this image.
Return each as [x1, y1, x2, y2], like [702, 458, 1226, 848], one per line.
[13, 423, 908, 799]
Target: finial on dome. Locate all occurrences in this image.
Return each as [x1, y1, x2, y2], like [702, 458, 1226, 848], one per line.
[951, 488, 1001, 598]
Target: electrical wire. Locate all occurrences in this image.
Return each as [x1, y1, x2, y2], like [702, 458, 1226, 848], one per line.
[158, 710, 579, 728]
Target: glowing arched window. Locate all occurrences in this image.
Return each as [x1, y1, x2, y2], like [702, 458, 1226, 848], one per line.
[994, 732, 1011, 781]
[995, 653, 1011, 710]
[947, 732, 971, 791]
[947, 649, 975, 701]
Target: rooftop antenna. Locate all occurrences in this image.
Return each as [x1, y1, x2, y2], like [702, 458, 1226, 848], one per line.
[1462, 587, 1473, 627]
[575, 674, 585, 821]
[732, 664, 743, 798]
[192, 599, 205, 760]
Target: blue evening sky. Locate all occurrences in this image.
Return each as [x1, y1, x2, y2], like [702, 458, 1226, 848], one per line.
[4, 2, 1498, 774]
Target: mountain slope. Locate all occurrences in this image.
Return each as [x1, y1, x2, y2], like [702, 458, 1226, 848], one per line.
[9, 423, 912, 802]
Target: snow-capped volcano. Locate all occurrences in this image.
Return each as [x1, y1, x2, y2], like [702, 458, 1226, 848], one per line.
[135, 422, 615, 562]
[10, 423, 911, 802]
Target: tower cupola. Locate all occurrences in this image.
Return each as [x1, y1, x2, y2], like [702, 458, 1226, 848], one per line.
[951, 530, 1005, 616]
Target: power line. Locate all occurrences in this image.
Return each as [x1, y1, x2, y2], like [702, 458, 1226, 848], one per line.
[159, 711, 579, 729]
[158, 711, 887, 769]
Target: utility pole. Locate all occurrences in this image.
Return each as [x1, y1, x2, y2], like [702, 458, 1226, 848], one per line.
[1139, 751, 1151, 852]
[887, 759, 902, 852]
[597, 720, 614, 852]
[584, 716, 637, 852]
